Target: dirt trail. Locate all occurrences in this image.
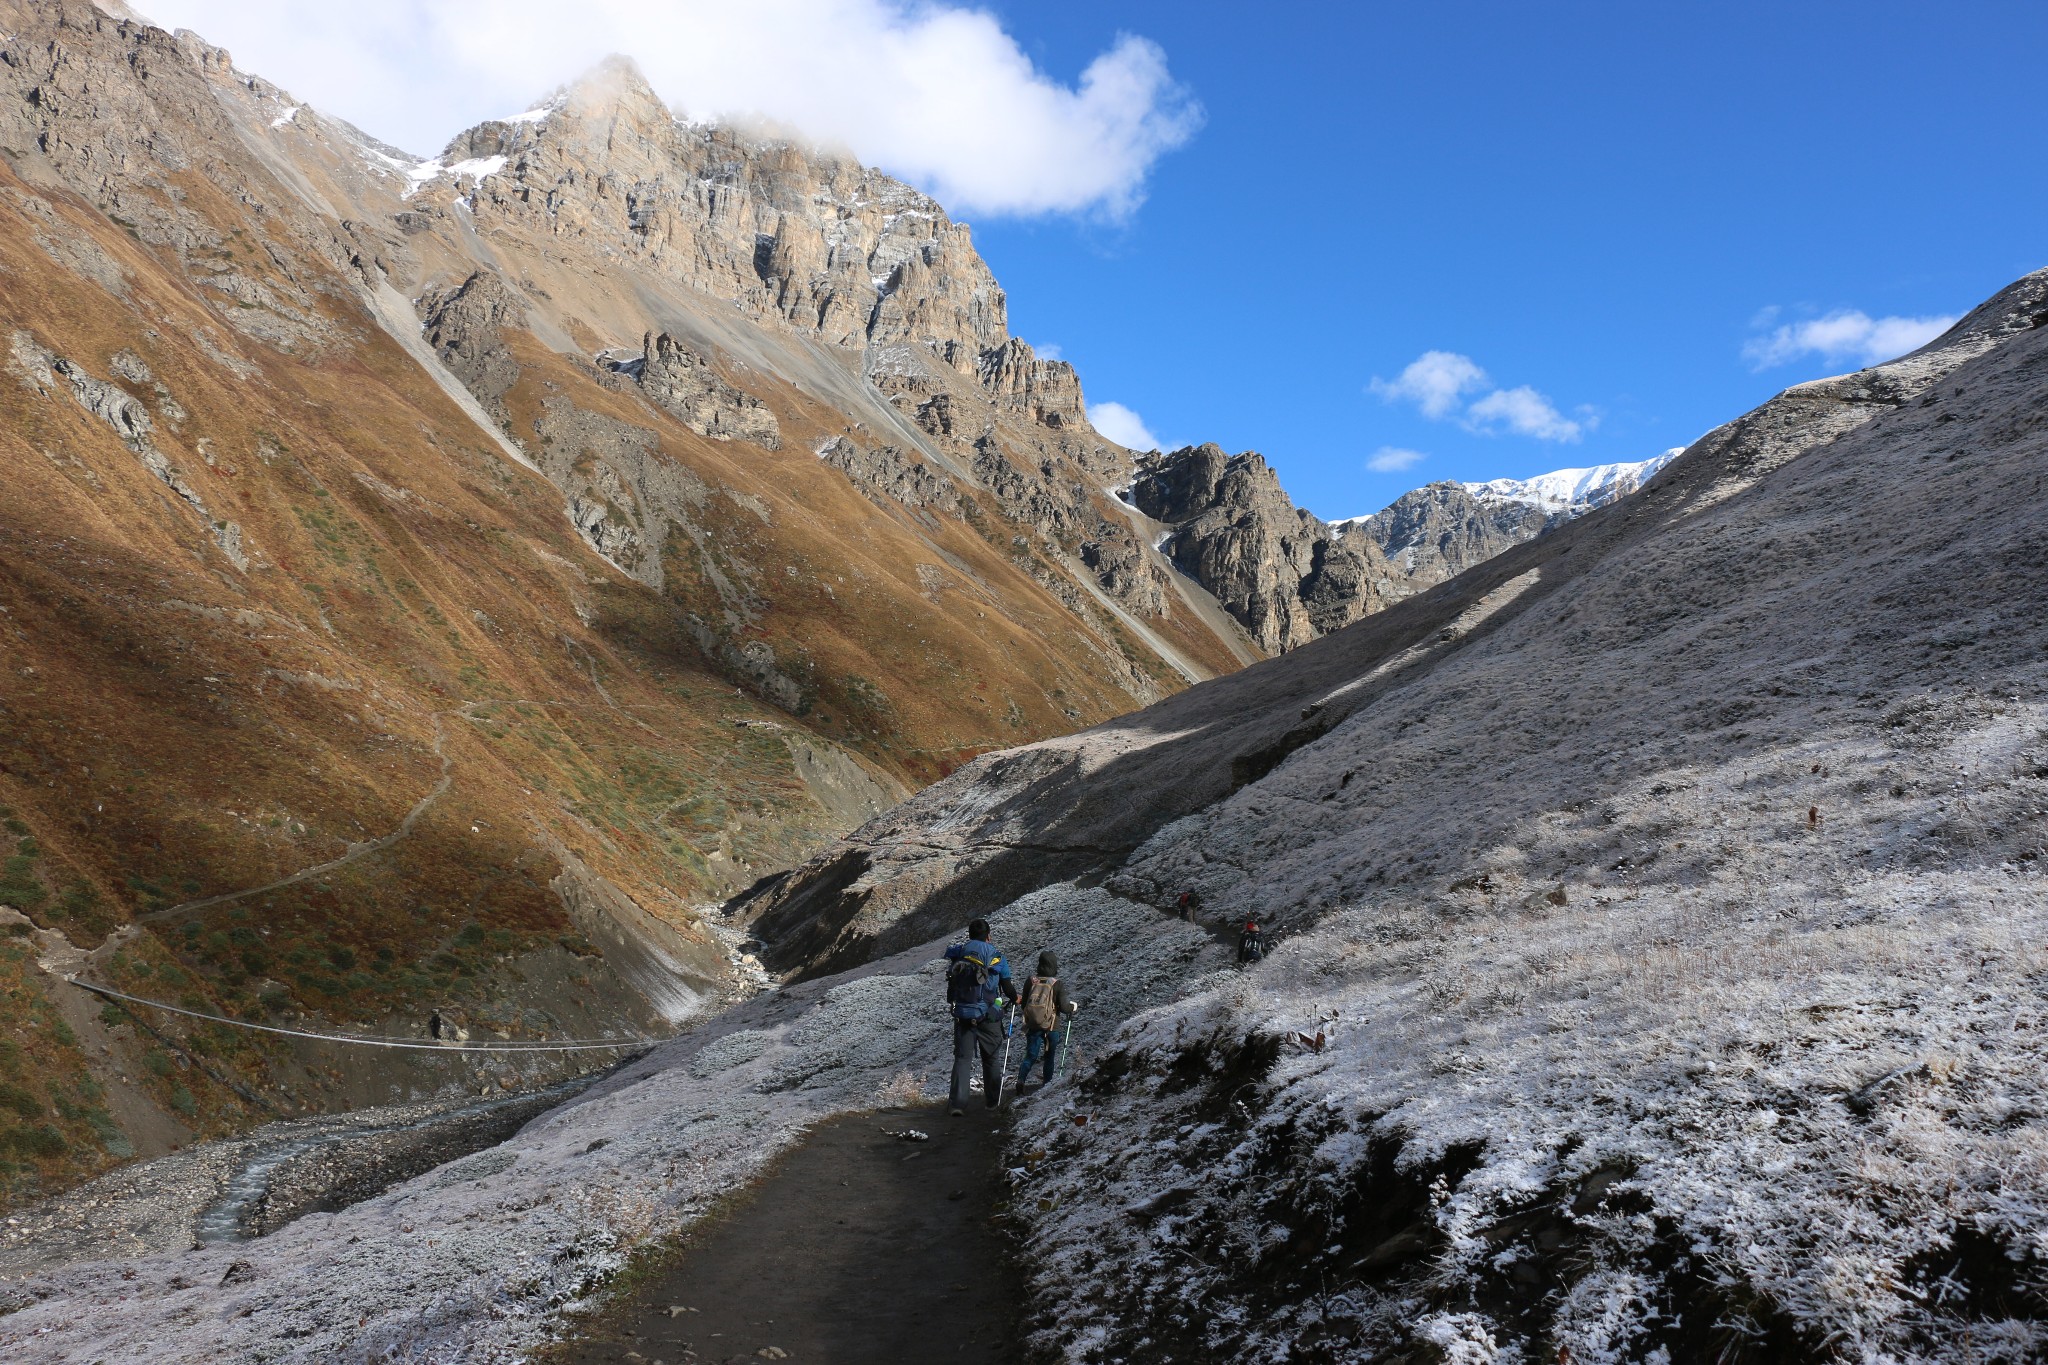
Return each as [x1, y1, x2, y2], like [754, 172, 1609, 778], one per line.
[142, 707, 462, 923]
[557, 1106, 1022, 1365]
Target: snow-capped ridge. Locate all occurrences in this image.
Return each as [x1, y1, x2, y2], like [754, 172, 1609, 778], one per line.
[1461, 449, 1681, 514]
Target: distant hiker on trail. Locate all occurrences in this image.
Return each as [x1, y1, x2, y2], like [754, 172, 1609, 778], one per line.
[1015, 950, 1079, 1091]
[1237, 920, 1265, 965]
[944, 918, 1015, 1116]
[1176, 889, 1197, 922]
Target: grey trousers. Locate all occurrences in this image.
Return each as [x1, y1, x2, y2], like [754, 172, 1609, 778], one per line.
[950, 1016, 1004, 1110]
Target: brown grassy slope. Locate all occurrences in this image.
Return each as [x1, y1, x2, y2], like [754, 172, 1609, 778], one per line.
[491, 330, 1193, 773]
[0, 161, 920, 1197]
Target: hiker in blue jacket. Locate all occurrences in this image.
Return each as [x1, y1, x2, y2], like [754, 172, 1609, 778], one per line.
[944, 918, 1016, 1115]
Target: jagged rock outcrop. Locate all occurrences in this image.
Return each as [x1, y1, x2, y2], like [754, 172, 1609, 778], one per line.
[1128, 444, 1402, 652]
[815, 436, 962, 517]
[440, 58, 1009, 364]
[977, 337, 1086, 430]
[629, 333, 781, 449]
[1340, 480, 1552, 591]
[418, 270, 525, 421]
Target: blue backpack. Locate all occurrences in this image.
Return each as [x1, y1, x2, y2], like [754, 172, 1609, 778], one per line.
[946, 947, 1001, 1020]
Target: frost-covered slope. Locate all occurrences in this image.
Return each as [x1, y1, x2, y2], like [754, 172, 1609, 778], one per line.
[750, 270, 2048, 1361]
[1001, 277, 2048, 1361]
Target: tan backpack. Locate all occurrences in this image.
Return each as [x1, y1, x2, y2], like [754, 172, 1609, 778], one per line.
[1021, 976, 1060, 1031]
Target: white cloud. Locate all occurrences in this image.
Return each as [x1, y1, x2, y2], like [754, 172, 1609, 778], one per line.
[144, 0, 1202, 219]
[1033, 341, 1064, 362]
[1742, 309, 1958, 370]
[1090, 400, 1160, 451]
[1366, 446, 1426, 473]
[1464, 386, 1586, 442]
[1371, 350, 1586, 443]
[1369, 350, 1488, 418]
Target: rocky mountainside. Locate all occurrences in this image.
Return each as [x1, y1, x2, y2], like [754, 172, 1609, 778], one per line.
[0, 0, 1272, 1200]
[1122, 444, 1408, 653]
[1338, 450, 1677, 593]
[9, 267, 2042, 1364]
[1125, 445, 1680, 651]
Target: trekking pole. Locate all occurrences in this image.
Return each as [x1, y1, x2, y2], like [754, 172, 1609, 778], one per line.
[995, 999, 1016, 1107]
[1055, 1014, 1075, 1082]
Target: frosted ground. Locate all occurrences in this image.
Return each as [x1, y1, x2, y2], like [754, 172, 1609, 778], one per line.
[0, 889, 1214, 1362]
[1013, 714, 2048, 1362]
[994, 272, 2048, 1361]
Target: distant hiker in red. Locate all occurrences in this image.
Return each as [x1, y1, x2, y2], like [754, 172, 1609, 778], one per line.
[1176, 889, 1196, 921]
[1237, 920, 1265, 964]
[1015, 950, 1079, 1090]
[943, 918, 1015, 1115]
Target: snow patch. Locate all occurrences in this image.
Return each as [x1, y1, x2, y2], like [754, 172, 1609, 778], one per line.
[1462, 449, 1681, 513]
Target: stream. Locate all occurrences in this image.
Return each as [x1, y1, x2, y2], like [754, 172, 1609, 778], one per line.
[0, 1075, 605, 1276]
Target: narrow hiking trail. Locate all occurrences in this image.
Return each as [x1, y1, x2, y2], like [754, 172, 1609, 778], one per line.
[554, 1107, 1022, 1365]
[141, 706, 463, 923]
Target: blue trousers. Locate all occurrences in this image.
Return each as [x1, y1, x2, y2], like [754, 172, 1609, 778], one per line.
[1018, 1025, 1061, 1084]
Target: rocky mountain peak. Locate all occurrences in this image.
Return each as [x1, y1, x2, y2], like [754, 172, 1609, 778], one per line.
[420, 63, 1011, 370]
[1128, 444, 1400, 652]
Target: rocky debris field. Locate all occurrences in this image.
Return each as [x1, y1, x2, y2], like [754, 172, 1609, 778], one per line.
[0, 1079, 591, 1278]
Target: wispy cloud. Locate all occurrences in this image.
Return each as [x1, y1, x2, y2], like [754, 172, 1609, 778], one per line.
[1366, 446, 1426, 473]
[1089, 400, 1160, 451]
[1742, 309, 1957, 371]
[147, 0, 1201, 219]
[1370, 350, 1587, 443]
[1368, 351, 1487, 419]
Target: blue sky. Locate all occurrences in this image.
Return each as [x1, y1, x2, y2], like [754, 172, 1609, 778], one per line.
[967, 1, 2047, 516]
[154, 0, 2047, 520]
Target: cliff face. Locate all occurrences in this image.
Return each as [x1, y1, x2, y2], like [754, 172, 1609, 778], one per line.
[1340, 480, 1554, 591]
[0, 0, 1258, 1193]
[1127, 445, 1405, 653]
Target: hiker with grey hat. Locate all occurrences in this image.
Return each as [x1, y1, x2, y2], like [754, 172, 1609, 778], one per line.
[1014, 949, 1079, 1092]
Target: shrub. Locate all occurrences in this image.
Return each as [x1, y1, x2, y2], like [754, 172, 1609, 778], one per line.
[0, 1125, 64, 1158]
